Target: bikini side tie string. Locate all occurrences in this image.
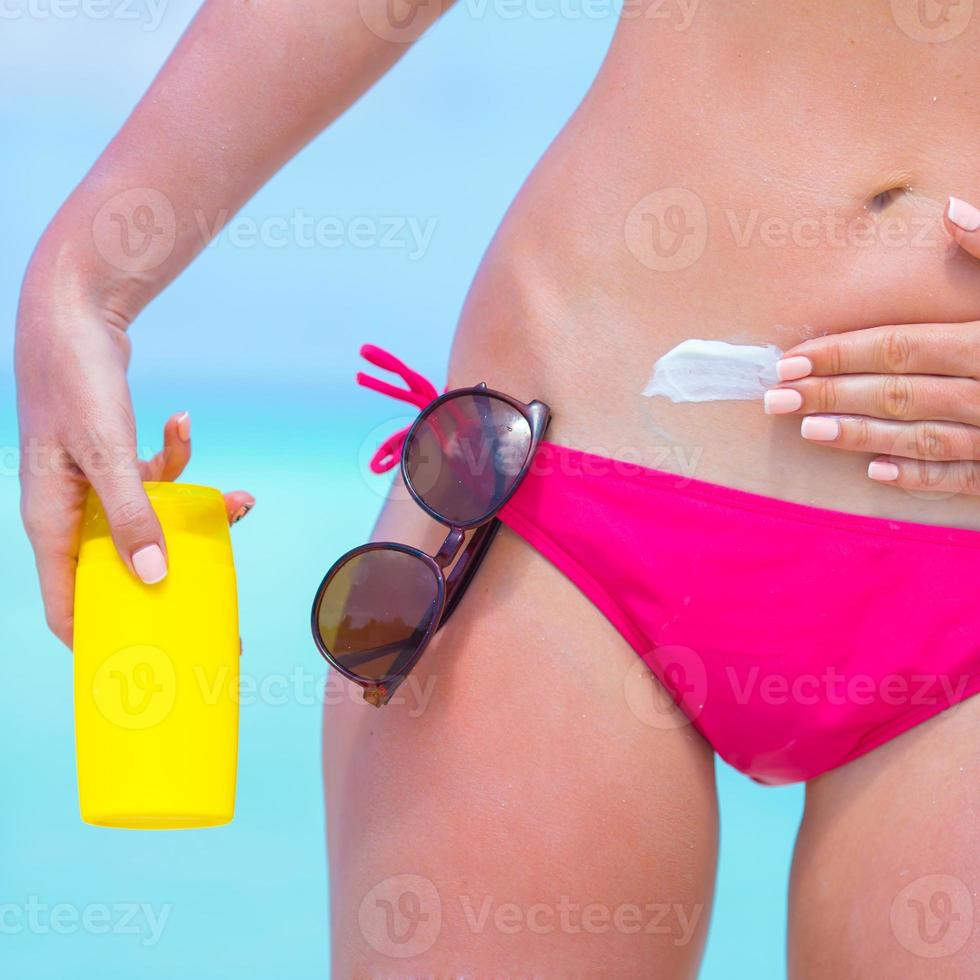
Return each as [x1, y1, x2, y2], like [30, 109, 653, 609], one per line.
[356, 343, 445, 473]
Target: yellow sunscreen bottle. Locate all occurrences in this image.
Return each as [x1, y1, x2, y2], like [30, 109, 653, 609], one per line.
[73, 483, 239, 829]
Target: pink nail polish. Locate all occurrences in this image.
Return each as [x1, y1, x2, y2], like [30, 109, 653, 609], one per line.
[176, 412, 191, 442]
[801, 416, 840, 441]
[948, 197, 980, 232]
[764, 389, 804, 414]
[132, 544, 168, 584]
[232, 502, 254, 524]
[777, 356, 813, 382]
[868, 460, 900, 482]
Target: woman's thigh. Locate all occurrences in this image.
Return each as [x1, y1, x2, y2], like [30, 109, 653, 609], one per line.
[323, 488, 719, 978]
[789, 697, 980, 978]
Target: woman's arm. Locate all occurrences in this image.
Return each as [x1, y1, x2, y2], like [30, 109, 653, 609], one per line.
[17, 0, 451, 644]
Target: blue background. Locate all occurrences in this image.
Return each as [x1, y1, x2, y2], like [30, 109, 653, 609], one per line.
[0, 2, 803, 976]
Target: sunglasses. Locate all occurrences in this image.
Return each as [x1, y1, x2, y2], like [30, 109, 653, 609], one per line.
[311, 384, 551, 706]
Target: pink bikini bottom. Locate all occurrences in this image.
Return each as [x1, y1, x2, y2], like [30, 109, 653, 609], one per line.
[359, 345, 980, 785]
[500, 442, 980, 784]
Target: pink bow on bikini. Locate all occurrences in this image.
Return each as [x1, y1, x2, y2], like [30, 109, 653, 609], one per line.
[356, 343, 446, 474]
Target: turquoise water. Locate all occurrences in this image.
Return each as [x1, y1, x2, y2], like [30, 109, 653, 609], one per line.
[1, 4, 803, 976]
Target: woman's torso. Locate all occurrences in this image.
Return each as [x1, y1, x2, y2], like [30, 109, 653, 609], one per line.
[449, 0, 980, 529]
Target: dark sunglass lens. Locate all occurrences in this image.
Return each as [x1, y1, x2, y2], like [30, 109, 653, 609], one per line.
[404, 394, 532, 525]
[316, 549, 440, 682]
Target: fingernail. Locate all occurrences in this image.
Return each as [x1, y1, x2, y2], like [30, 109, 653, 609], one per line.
[232, 501, 254, 524]
[947, 197, 980, 232]
[801, 416, 840, 441]
[868, 460, 900, 482]
[777, 356, 812, 381]
[176, 411, 191, 442]
[132, 543, 167, 584]
[764, 389, 804, 414]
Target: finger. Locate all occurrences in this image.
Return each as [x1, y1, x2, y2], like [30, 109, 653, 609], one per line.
[945, 196, 980, 263]
[139, 411, 191, 482]
[799, 415, 980, 462]
[866, 456, 980, 496]
[225, 491, 255, 525]
[764, 374, 980, 425]
[20, 456, 88, 648]
[72, 422, 168, 585]
[33, 545, 77, 647]
[137, 416, 254, 523]
[778, 321, 980, 380]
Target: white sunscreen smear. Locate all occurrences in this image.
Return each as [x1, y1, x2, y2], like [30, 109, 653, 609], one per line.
[643, 339, 783, 403]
